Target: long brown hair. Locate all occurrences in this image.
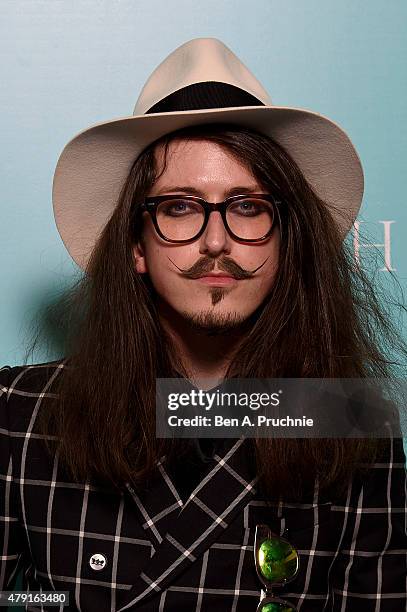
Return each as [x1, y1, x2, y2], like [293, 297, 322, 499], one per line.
[32, 123, 406, 502]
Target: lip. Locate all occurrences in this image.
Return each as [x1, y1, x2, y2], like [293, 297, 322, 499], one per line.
[196, 275, 238, 286]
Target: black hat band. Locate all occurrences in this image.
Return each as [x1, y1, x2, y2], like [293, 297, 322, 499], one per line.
[146, 81, 265, 114]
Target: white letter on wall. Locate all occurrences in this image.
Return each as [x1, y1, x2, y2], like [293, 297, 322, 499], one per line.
[353, 221, 396, 272]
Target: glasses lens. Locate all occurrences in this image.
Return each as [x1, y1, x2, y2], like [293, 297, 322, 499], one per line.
[257, 537, 299, 583]
[226, 198, 274, 240]
[156, 199, 204, 240]
[258, 600, 296, 612]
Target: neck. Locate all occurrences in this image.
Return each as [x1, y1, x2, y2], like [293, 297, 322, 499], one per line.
[157, 299, 249, 386]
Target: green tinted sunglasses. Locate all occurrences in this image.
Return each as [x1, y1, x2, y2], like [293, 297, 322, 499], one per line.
[254, 524, 300, 612]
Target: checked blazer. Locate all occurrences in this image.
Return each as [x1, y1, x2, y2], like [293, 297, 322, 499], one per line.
[0, 360, 406, 611]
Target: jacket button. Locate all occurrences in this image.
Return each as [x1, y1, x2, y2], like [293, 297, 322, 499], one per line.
[89, 553, 107, 571]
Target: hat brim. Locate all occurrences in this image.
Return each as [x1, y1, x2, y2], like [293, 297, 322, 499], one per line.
[53, 105, 363, 270]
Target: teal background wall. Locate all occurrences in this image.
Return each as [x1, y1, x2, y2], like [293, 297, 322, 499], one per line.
[0, 2, 406, 604]
[1, 1, 406, 362]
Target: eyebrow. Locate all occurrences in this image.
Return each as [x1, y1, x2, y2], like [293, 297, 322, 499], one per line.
[153, 185, 262, 197]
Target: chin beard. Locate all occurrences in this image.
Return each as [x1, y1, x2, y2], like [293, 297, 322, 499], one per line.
[181, 309, 255, 336]
[152, 283, 265, 336]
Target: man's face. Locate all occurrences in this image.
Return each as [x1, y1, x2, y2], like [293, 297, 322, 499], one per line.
[133, 138, 280, 330]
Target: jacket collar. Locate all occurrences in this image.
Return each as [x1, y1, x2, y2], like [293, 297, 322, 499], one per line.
[117, 438, 257, 611]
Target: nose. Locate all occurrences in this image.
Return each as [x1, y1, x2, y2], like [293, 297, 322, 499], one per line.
[198, 210, 232, 256]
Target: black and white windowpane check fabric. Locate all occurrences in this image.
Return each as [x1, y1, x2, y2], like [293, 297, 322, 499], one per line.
[1, 362, 406, 611]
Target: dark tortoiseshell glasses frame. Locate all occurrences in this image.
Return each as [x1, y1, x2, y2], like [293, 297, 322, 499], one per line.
[135, 194, 282, 243]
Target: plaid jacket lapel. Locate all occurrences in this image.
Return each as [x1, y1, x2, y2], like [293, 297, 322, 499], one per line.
[117, 438, 258, 611]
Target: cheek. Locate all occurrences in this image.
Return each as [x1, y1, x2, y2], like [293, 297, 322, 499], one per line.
[143, 241, 197, 291]
[141, 220, 167, 269]
[251, 235, 280, 293]
[244, 231, 280, 274]
[145, 245, 193, 269]
[265, 238, 280, 274]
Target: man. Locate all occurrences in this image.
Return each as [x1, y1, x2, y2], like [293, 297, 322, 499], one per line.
[1, 38, 406, 611]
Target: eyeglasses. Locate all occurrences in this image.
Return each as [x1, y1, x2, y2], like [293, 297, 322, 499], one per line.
[136, 194, 281, 243]
[254, 524, 299, 612]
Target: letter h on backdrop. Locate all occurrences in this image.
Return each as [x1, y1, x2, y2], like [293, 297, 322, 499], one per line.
[353, 220, 396, 272]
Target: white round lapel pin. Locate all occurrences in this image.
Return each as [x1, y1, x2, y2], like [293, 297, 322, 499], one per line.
[89, 553, 107, 571]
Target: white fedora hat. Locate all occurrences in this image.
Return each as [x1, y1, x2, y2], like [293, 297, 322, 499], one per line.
[52, 37, 363, 271]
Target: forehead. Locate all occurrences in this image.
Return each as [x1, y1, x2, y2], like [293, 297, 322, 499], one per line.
[152, 138, 258, 187]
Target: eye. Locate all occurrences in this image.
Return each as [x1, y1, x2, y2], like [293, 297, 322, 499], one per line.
[228, 199, 272, 216]
[158, 199, 203, 217]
